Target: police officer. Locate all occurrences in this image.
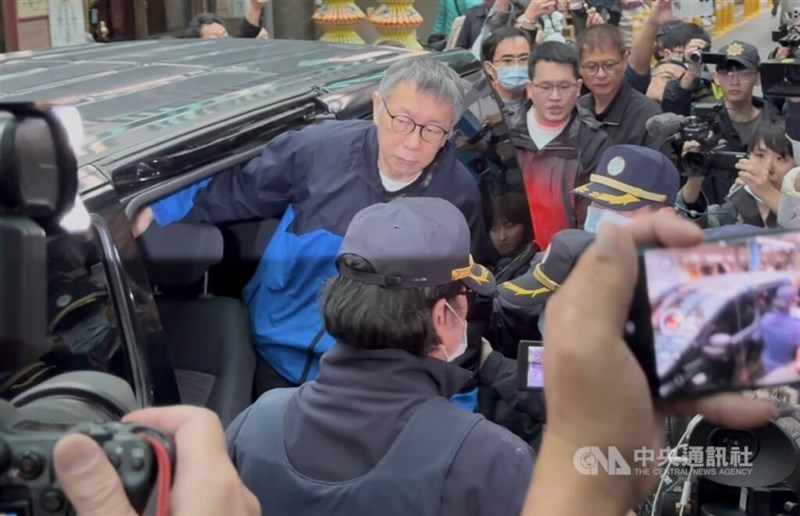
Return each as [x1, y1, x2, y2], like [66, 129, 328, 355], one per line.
[227, 197, 533, 516]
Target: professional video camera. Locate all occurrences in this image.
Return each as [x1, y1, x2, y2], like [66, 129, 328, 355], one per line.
[0, 102, 174, 515]
[761, 57, 800, 98]
[651, 408, 800, 516]
[646, 105, 744, 177]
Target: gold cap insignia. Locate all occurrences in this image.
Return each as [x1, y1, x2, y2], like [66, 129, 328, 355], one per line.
[726, 42, 744, 57]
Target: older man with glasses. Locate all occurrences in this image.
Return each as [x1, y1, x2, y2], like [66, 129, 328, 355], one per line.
[577, 24, 663, 148]
[132, 56, 491, 399]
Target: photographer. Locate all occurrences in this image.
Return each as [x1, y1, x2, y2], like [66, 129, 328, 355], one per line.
[678, 118, 793, 229]
[52, 406, 259, 516]
[689, 42, 779, 206]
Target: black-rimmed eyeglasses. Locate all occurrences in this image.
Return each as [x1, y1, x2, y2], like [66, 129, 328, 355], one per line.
[382, 100, 449, 144]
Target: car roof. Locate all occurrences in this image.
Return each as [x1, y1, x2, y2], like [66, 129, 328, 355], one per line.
[0, 39, 476, 171]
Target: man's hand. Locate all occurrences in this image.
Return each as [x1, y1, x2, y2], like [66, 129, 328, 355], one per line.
[131, 207, 154, 238]
[684, 38, 708, 69]
[586, 7, 605, 26]
[245, 0, 266, 27]
[54, 406, 260, 516]
[522, 212, 774, 515]
[525, 0, 557, 20]
[776, 46, 791, 60]
[681, 139, 700, 155]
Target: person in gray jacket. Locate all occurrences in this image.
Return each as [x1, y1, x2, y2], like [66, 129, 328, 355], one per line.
[226, 197, 534, 516]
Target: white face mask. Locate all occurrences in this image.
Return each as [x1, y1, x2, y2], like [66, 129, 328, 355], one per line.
[443, 302, 468, 362]
[583, 205, 634, 234]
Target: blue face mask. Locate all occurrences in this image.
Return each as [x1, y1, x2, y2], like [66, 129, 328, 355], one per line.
[537, 316, 545, 336]
[496, 66, 529, 92]
[583, 205, 634, 234]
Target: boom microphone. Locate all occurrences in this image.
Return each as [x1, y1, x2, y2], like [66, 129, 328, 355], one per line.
[645, 112, 687, 139]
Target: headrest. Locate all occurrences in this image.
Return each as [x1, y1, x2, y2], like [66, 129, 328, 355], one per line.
[139, 222, 224, 287]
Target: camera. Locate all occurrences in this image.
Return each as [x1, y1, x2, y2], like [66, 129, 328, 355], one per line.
[671, 105, 733, 177]
[0, 102, 174, 515]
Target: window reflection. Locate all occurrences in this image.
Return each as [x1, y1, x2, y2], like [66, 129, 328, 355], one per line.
[0, 226, 133, 400]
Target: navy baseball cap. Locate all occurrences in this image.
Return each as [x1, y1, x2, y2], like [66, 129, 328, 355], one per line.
[574, 145, 680, 211]
[338, 197, 496, 296]
[497, 229, 594, 308]
[717, 41, 760, 70]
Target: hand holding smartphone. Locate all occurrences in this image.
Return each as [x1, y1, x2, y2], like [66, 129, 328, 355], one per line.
[626, 228, 800, 399]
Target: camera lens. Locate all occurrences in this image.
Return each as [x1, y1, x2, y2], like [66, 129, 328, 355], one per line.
[709, 428, 759, 459]
[689, 50, 703, 64]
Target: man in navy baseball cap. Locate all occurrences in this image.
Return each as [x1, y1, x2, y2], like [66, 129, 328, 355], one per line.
[337, 197, 496, 297]
[226, 196, 535, 516]
[573, 144, 680, 233]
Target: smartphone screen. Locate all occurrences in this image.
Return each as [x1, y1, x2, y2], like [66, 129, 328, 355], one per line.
[640, 230, 800, 399]
[517, 340, 544, 390]
[671, 0, 714, 18]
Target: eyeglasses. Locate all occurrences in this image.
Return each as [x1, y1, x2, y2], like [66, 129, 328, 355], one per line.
[531, 82, 579, 95]
[716, 69, 758, 81]
[381, 100, 448, 144]
[581, 60, 622, 76]
[493, 55, 529, 67]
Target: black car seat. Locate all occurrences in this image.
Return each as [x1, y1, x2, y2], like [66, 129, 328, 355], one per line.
[139, 222, 256, 426]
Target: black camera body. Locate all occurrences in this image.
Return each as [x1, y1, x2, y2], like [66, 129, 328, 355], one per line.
[675, 106, 732, 177]
[0, 421, 172, 515]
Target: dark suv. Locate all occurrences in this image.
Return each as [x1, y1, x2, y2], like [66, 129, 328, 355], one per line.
[0, 38, 528, 425]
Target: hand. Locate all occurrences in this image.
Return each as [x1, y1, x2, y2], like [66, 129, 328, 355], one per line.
[246, 0, 266, 26]
[647, 0, 677, 27]
[131, 206, 154, 238]
[527, 0, 558, 19]
[586, 7, 605, 26]
[736, 157, 776, 199]
[523, 212, 774, 514]
[681, 139, 700, 156]
[684, 38, 708, 70]
[776, 46, 791, 60]
[54, 406, 260, 516]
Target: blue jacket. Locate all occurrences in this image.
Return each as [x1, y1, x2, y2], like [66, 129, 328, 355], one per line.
[151, 120, 490, 388]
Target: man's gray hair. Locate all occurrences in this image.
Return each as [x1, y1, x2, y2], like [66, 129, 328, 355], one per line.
[378, 56, 465, 126]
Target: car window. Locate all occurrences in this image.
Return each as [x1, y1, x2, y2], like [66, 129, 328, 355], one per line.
[453, 72, 532, 280]
[0, 224, 135, 401]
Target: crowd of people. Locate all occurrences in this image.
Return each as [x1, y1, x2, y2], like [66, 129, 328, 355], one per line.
[52, 0, 800, 514]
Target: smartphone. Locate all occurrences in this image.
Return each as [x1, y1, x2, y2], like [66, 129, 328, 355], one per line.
[671, 0, 715, 18]
[627, 229, 800, 399]
[517, 340, 544, 390]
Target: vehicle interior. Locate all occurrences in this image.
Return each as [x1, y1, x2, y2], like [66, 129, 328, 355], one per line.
[123, 72, 534, 426]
